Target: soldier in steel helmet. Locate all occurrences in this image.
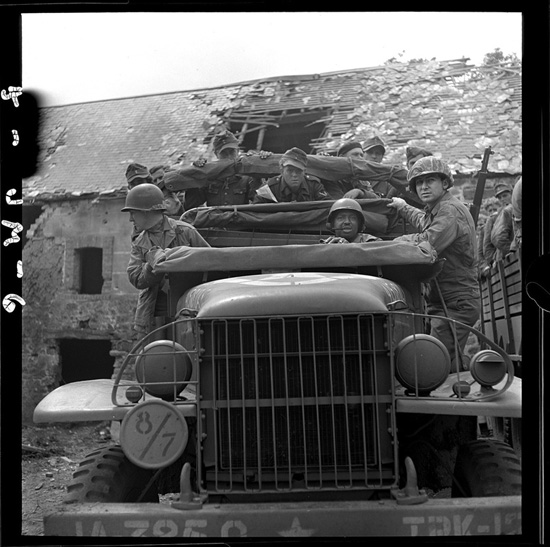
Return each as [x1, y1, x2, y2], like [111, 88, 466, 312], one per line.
[184, 130, 263, 210]
[122, 183, 210, 337]
[252, 147, 331, 203]
[321, 198, 381, 244]
[387, 157, 479, 370]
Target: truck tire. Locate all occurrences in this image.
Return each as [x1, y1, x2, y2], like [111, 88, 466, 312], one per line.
[65, 446, 159, 503]
[451, 439, 521, 497]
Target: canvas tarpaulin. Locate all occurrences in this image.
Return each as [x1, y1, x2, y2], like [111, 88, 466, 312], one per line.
[149, 239, 438, 275]
[180, 198, 401, 235]
[164, 154, 421, 205]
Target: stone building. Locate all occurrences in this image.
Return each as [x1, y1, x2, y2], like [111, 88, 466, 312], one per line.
[22, 58, 522, 422]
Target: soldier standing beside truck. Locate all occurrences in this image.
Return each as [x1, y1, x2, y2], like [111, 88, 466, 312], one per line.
[387, 157, 479, 370]
[122, 183, 210, 337]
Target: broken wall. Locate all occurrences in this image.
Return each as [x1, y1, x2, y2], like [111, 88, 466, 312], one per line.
[22, 197, 138, 422]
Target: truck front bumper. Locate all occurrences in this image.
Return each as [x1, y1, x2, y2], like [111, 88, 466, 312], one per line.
[45, 496, 521, 537]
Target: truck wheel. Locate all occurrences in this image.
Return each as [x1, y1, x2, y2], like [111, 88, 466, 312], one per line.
[488, 417, 522, 461]
[451, 439, 521, 497]
[508, 418, 522, 461]
[65, 446, 159, 503]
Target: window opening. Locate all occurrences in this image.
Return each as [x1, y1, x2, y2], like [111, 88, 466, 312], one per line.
[58, 339, 115, 384]
[76, 247, 103, 294]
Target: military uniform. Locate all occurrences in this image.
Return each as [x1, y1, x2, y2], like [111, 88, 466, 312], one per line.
[253, 147, 330, 203]
[322, 178, 378, 200]
[184, 175, 261, 209]
[128, 216, 210, 334]
[184, 130, 262, 210]
[362, 136, 396, 198]
[253, 174, 330, 203]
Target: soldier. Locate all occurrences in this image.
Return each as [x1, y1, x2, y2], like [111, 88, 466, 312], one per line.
[406, 146, 433, 170]
[387, 157, 479, 370]
[511, 176, 522, 251]
[489, 182, 515, 261]
[321, 198, 381, 244]
[122, 183, 210, 337]
[149, 165, 168, 185]
[184, 130, 262, 210]
[125, 163, 153, 190]
[362, 136, 396, 198]
[479, 197, 500, 274]
[252, 147, 331, 203]
[322, 142, 379, 200]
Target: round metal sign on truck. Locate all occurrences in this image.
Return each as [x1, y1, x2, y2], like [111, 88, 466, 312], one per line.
[120, 400, 188, 469]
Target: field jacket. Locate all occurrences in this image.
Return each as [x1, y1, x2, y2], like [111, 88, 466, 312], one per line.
[393, 192, 479, 305]
[184, 174, 262, 210]
[128, 216, 210, 333]
[252, 175, 331, 203]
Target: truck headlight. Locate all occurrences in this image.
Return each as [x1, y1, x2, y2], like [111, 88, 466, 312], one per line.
[395, 334, 451, 395]
[469, 350, 506, 388]
[135, 340, 192, 400]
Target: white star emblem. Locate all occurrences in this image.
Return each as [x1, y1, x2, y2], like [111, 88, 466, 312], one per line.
[278, 517, 315, 537]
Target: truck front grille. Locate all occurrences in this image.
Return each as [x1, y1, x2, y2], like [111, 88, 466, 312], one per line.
[199, 315, 396, 493]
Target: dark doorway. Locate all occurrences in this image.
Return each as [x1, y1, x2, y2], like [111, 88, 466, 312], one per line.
[59, 339, 115, 384]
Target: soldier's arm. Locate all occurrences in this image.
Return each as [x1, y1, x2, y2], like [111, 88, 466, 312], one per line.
[393, 203, 459, 255]
[127, 246, 164, 289]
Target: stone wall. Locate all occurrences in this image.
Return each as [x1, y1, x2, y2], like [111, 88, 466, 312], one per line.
[22, 196, 139, 423]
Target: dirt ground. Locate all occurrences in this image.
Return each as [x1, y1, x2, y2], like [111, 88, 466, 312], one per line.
[21, 421, 113, 536]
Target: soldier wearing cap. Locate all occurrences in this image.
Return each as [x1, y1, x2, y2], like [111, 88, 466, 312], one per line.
[184, 130, 262, 210]
[406, 146, 433, 170]
[361, 136, 397, 198]
[487, 182, 515, 261]
[252, 147, 331, 203]
[321, 141, 379, 200]
[122, 183, 210, 337]
[149, 165, 168, 185]
[387, 157, 479, 370]
[125, 163, 153, 190]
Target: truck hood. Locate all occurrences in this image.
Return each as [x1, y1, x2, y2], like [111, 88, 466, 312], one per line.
[178, 272, 409, 318]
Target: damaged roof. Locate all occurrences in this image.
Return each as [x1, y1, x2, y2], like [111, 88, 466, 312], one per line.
[23, 58, 521, 200]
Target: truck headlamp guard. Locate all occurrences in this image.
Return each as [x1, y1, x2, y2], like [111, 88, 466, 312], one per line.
[389, 311, 515, 402]
[111, 318, 199, 406]
[135, 340, 192, 399]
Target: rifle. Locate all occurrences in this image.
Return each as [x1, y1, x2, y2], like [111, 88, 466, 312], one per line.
[470, 147, 493, 227]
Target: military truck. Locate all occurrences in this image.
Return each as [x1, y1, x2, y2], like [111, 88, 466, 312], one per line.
[33, 195, 522, 538]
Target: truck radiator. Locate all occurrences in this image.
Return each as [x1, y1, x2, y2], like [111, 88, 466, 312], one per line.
[199, 314, 396, 493]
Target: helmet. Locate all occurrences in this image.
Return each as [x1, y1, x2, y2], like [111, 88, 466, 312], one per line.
[407, 157, 454, 194]
[326, 198, 365, 231]
[121, 183, 166, 212]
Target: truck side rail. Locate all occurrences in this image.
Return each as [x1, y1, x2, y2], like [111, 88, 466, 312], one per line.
[479, 250, 521, 374]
